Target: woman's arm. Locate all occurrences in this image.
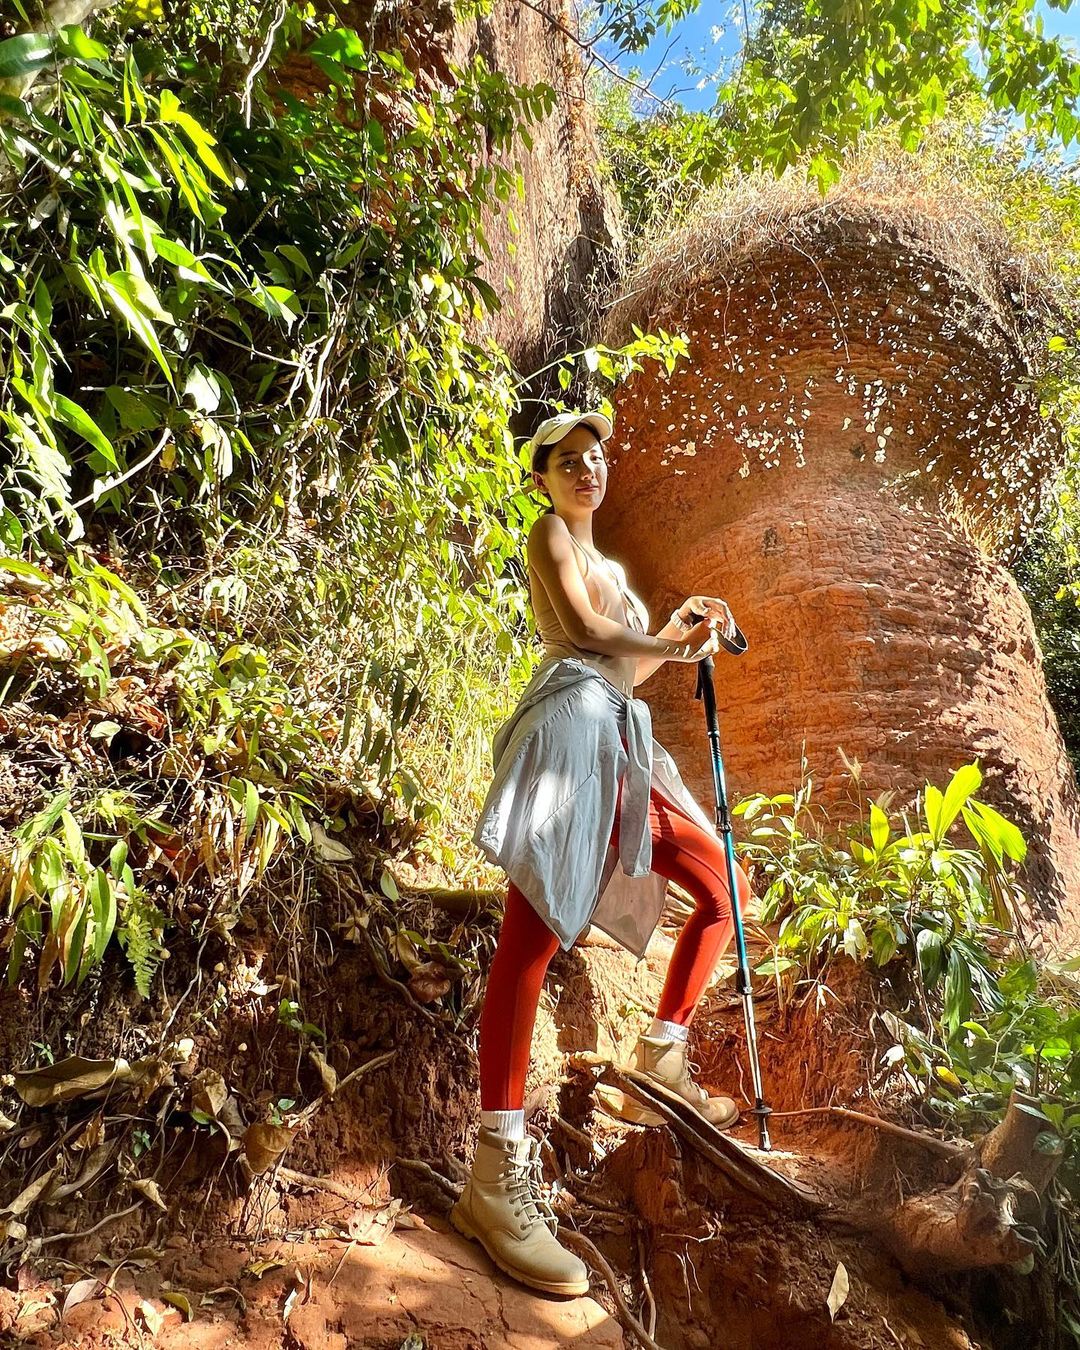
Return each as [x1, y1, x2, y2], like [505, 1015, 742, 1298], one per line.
[635, 595, 738, 687]
[528, 515, 710, 663]
[633, 615, 688, 686]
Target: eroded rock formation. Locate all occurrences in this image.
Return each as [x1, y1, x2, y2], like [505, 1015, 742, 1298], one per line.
[280, 0, 620, 371]
[597, 174, 1080, 951]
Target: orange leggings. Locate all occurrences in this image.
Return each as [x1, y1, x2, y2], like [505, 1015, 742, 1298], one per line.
[478, 787, 752, 1110]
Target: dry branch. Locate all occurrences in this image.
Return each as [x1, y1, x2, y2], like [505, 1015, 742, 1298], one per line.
[770, 1105, 970, 1161]
[599, 1065, 822, 1214]
[559, 1228, 670, 1350]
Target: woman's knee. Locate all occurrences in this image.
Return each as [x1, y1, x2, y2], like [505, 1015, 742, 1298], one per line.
[693, 861, 752, 924]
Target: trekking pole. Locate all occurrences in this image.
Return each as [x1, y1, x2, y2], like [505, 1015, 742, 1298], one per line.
[690, 614, 772, 1151]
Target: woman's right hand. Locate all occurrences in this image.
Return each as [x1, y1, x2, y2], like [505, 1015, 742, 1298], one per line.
[670, 619, 721, 663]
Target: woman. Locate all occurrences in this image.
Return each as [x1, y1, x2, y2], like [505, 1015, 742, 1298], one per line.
[452, 410, 753, 1297]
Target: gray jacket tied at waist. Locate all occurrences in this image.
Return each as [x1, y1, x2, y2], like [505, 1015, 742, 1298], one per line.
[473, 656, 717, 958]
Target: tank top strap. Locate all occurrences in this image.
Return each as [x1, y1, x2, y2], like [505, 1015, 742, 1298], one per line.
[567, 533, 594, 574]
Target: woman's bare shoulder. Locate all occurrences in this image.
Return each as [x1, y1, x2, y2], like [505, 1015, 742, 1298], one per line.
[528, 512, 571, 553]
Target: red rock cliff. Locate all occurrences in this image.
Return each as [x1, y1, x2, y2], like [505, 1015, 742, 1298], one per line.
[598, 176, 1080, 952]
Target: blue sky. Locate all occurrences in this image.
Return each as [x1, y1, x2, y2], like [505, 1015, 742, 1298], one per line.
[599, 2, 1080, 112]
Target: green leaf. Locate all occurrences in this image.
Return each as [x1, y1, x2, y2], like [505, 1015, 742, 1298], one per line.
[53, 394, 118, 469]
[22, 789, 71, 842]
[108, 840, 128, 876]
[808, 153, 840, 194]
[0, 510, 23, 553]
[243, 779, 259, 843]
[183, 365, 221, 413]
[90, 868, 117, 963]
[0, 32, 53, 80]
[968, 801, 1027, 863]
[105, 386, 159, 432]
[60, 809, 85, 867]
[146, 125, 211, 222]
[0, 556, 49, 583]
[926, 764, 982, 843]
[923, 785, 944, 842]
[308, 28, 368, 69]
[871, 924, 898, 966]
[98, 272, 175, 388]
[157, 87, 232, 184]
[64, 900, 91, 986]
[943, 949, 973, 1032]
[869, 803, 890, 854]
[998, 958, 1038, 1000]
[916, 928, 945, 988]
[31, 837, 64, 892]
[57, 25, 108, 63]
[276, 244, 312, 279]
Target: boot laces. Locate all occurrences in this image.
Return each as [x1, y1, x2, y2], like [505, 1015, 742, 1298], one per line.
[502, 1138, 558, 1236]
[677, 1057, 707, 1103]
[657, 1041, 707, 1104]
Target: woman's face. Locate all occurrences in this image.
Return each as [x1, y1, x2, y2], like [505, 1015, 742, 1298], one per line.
[533, 426, 608, 517]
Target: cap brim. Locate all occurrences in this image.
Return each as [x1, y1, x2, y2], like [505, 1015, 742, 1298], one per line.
[529, 411, 613, 462]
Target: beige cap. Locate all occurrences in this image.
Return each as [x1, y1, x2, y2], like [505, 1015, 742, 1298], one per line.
[528, 410, 613, 468]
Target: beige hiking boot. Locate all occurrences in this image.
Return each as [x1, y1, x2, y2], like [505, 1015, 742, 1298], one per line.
[450, 1128, 589, 1297]
[600, 1034, 740, 1130]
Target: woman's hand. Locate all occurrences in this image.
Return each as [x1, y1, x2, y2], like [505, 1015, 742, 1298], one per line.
[676, 595, 737, 643]
[670, 618, 721, 663]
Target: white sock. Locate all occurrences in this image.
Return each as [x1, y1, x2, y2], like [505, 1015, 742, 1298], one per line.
[481, 1109, 525, 1141]
[647, 1017, 689, 1044]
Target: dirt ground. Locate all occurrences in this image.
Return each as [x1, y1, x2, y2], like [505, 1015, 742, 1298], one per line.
[2, 910, 1032, 1350]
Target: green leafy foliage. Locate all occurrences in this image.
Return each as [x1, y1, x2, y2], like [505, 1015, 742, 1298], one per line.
[737, 761, 1077, 1132]
[0, 4, 689, 1006]
[2, 786, 167, 995]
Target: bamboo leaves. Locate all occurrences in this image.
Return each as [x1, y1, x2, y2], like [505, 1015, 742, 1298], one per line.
[0, 33, 53, 82]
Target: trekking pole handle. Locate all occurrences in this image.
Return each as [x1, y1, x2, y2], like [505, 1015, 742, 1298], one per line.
[686, 606, 749, 659]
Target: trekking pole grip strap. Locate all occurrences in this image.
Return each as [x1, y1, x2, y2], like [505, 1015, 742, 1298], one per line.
[687, 611, 749, 657]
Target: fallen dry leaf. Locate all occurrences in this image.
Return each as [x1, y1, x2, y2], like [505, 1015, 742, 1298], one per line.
[61, 1277, 101, 1321]
[311, 822, 353, 862]
[244, 1259, 286, 1278]
[136, 1299, 163, 1336]
[204, 1284, 246, 1313]
[242, 1122, 296, 1175]
[309, 1049, 337, 1097]
[827, 1261, 850, 1321]
[14, 1056, 134, 1107]
[71, 1114, 105, 1152]
[393, 1211, 426, 1230]
[190, 1068, 229, 1119]
[44, 1141, 117, 1202]
[123, 1247, 164, 1268]
[1, 1168, 57, 1218]
[161, 1290, 193, 1321]
[282, 1268, 310, 1325]
[13, 1294, 52, 1323]
[390, 931, 422, 973]
[348, 1196, 403, 1246]
[132, 1179, 168, 1212]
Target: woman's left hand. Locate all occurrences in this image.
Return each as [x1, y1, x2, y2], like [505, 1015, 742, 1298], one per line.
[678, 595, 737, 642]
